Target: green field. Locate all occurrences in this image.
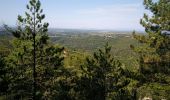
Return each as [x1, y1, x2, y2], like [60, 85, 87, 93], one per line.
[0, 32, 139, 70]
[51, 33, 139, 70]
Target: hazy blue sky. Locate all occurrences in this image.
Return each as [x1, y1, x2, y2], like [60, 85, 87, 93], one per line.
[0, 0, 146, 31]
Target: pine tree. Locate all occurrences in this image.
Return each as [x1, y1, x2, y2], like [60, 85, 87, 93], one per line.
[132, 0, 170, 99]
[5, 0, 64, 99]
[0, 55, 9, 96]
[76, 43, 130, 100]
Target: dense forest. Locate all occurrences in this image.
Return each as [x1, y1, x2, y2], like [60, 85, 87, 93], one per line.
[0, 0, 170, 100]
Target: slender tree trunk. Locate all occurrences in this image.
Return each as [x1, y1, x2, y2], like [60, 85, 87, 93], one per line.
[33, 32, 36, 100]
[33, 6, 36, 100]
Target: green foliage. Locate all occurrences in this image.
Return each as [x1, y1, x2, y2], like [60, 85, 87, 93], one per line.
[0, 34, 12, 57]
[64, 50, 89, 69]
[137, 83, 170, 100]
[75, 43, 131, 100]
[52, 34, 138, 70]
[0, 55, 9, 95]
[2, 0, 64, 99]
[0, 0, 169, 99]
[132, 0, 170, 99]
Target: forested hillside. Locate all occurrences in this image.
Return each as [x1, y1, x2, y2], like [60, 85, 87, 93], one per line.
[0, 0, 169, 100]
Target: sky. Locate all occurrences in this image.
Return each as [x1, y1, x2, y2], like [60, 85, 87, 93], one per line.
[0, 0, 146, 31]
